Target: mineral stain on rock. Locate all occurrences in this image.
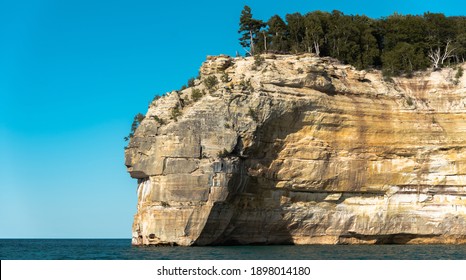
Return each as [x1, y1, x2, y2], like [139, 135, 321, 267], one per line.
[125, 54, 466, 245]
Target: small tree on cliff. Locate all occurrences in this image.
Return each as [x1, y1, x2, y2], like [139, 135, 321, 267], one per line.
[124, 113, 145, 141]
[238, 5, 265, 56]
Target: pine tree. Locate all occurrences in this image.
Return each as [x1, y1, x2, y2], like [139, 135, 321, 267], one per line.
[286, 13, 305, 53]
[353, 15, 379, 69]
[237, 8, 465, 75]
[303, 12, 326, 56]
[238, 6, 265, 55]
[267, 15, 288, 53]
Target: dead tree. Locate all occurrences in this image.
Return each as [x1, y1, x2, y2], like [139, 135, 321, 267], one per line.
[428, 40, 456, 69]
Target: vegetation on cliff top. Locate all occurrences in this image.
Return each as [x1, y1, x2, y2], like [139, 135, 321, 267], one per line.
[125, 7, 466, 143]
[124, 113, 145, 142]
[239, 6, 466, 76]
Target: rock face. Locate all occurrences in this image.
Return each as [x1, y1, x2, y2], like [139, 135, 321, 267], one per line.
[125, 54, 466, 245]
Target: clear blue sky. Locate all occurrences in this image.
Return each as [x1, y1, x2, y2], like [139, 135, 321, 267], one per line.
[1, 0, 465, 238]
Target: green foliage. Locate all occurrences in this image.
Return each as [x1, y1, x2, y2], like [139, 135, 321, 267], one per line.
[171, 107, 182, 121]
[204, 75, 219, 90]
[456, 67, 464, 79]
[267, 15, 289, 52]
[191, 88, 203, 102]
[382, 42, 428, 76]
[152, 115, 166, 125]
[124, 113, 145, 141]
[221, 72, 230, 83]
[454, 66, 464, 85]
[286, 12, 305, 53]
[150, 93, 169, 107]
[187, 77, 196, 87]
[253, 55, 265, 67]
[238, 5, 266, 55]
[406, 96, 414, 106]
[152, 94, 163, 103]
[238, 9, 466, 75]
[303, 11, 326, 55]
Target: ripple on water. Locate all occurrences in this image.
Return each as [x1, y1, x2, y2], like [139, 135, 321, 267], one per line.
[1, 239, 465, 260]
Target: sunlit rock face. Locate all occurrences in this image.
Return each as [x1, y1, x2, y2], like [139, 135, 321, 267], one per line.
[125, 54, 466, 245]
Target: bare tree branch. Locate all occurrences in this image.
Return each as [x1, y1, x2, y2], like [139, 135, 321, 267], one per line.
[440, 40, 456, 65]
[428, 40, 457, 69]
[428, 47, 441, 69]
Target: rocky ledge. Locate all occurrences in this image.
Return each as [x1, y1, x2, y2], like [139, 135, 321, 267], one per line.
[125, 54, 466, 245]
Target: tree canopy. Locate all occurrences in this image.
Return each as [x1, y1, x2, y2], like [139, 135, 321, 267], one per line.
[238, 6, 266, 55]
[238, 8, 466, 76]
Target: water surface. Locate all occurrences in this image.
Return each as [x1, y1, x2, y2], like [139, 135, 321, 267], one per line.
[1, 239, 465, 260]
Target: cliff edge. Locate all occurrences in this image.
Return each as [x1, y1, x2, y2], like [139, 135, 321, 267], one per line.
[125, 54, 466, 245]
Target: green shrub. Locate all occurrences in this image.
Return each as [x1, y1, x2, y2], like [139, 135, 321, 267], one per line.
[171, 107, 182, 121]
[381, 42, 428, 77]
[152, 115, 166, 125]
[191, 88, 203, 102]
[454, 67, 464, 85]
[187, 77, 195, 87]
[221, 72, 230, 83]
[254, 55, 265, 67]
[406, 96, 413, 106]
[124, 113, 145, 141]
[456, 67, 464, 79]
[204, 75, 219, 90]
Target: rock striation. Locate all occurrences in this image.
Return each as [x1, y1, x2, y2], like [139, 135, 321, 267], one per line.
[125, 54, 466, 245]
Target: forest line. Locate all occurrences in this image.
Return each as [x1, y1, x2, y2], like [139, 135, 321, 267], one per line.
[238, 6, 466, 76]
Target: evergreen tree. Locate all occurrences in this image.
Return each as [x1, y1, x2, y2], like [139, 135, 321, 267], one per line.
[352, 15, 379, 69]
[326, 11, 355, 62]
[238, 5, 265, 55]
[382, 42, 428, 76]
[452, 17, 466, 62]
[237, 8, 466, 74]
[286, 13, 305, 53]
[303, 12, 327, 56]
[267, 15, 289, 53]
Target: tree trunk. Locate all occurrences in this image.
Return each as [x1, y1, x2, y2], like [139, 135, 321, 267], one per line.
[250, 30, 254, 55]
[263, 32, 267, 53]
[314, 40, 320, 56]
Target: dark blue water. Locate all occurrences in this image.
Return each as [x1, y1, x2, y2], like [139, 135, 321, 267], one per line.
[1, 239, 466, 260]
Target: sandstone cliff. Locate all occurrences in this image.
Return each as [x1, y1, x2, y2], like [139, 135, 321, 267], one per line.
[125, 54, 466, 245]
